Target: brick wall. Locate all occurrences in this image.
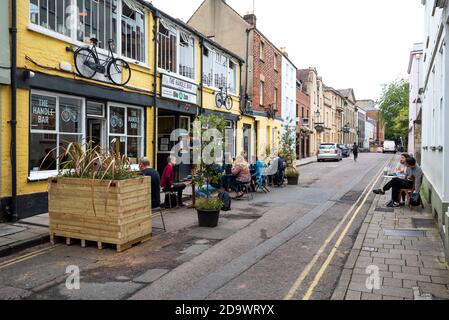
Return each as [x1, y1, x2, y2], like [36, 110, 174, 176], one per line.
[296, 88, 310, 129]
[251, 31, 282, 114]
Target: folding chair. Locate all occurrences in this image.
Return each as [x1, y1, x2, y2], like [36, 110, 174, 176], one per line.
[151, 206, 167, 232]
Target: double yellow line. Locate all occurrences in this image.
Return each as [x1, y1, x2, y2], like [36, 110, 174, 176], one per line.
[0, 244, 61, 270]
[284, 158, 391, 300]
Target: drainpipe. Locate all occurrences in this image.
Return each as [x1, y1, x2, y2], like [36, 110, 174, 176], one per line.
[244, 28, 251, 109]
[200, 39, 204, 115]
[152, 9, 160, 168]
[9, 0, 18, 221]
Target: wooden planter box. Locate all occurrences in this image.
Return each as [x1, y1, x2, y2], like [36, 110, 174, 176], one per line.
[48, 176, 152, 252]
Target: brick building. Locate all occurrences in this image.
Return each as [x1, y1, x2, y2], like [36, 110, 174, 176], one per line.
[296, 81, 311, 159]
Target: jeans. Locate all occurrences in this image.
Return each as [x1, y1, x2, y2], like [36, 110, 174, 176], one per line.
[164, 183, 186, 205]
[383, 178, 413, 202]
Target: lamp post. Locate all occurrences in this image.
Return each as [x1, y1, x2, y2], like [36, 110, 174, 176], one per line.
[314, 109, 324, 152]
[342, 122, 350, 144]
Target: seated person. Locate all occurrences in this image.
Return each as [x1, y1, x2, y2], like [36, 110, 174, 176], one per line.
[373, 157, 422, 208]
[230, 155, 251, 198]
[394, 153, 410, 178]
[195, 163, 223, 197]
[139, 157, 160, 209]
[161, 156, 186, 207]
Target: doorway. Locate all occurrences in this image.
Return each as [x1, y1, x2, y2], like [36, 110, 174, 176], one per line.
[87, 118, 106, 150]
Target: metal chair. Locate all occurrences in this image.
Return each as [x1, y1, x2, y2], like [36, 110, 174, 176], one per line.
[151, 206, 167, 232]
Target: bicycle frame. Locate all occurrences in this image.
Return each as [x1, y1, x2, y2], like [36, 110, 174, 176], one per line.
[89, 40, 116, 68]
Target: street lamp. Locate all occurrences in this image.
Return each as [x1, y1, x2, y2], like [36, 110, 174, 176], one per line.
[314, 109, 324, 132]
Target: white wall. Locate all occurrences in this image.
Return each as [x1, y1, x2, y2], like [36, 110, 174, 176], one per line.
[408, 43, 424, 156]
[422, 0, 448, 202]
[281, 56, 297, 145]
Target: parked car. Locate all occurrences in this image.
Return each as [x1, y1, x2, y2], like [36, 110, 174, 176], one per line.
[337, 144, 350, 157]
[383, 140, 397, 153]
[318, 143, 342, 162]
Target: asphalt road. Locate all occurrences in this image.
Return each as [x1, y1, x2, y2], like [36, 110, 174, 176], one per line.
[0, 153, 393, 300]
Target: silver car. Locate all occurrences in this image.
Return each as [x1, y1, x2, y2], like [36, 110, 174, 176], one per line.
[317, 143, 342, 162]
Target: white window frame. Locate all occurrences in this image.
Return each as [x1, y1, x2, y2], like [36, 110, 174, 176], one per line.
[107, 102, 145, 167]
[202, 46, 238, 96]
[157, 19, 197, 83]
[28, 0, 149, 67]
[225, 120, 236, 158]
[29, 89, 86, 181]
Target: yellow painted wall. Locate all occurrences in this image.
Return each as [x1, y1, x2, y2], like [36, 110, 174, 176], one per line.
[255, 116, 281, 160]
[1, 3, 157, 199]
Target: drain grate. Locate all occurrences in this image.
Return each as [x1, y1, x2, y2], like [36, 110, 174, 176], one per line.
[340, 191, 363, 202]
[375, 207, 395, 213]
[383, 228, 426, 237]
[412, 218, 435, 229]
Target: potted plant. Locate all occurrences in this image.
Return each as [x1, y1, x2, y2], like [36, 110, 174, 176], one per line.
[191, 114, 226, 228]
[46, 140, 152, 252]
[280, 117, 300, 185]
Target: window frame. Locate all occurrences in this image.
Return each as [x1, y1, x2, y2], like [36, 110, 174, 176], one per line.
[29, 89, 86, 181]
[259, 80, 265, 106]
[260, 40, 265, 61]
[107, 102, 145, 165]
[28, 0, 149, 67]
[201, 45, 238, 96]
[157, 18, 197, 83]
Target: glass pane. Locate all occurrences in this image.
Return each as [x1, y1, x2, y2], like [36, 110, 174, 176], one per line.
[99, 0, 105, 47]
[29, 133, 57, 171]
[40, 0, 48, 28]
[58, 134, 83, 168]
[85, 0, 91, 39]
[48, 0, 56, 30]
[127, 137, 141, 164]
[109, 106, 125, 134]
[112, 0, 117, 51]
[77, 0, 84, 41]
[158, 117, 175, 135]
[180, 117, 189, 131]
[109, 136, 125, 155]
[127, 108, 142, 136]
[30, 94, 56, 131]
[59, 97, 82, 133]
[56, 0, 64, 35]
[91, 0, 98, 39]
[30, 0, 39, 24]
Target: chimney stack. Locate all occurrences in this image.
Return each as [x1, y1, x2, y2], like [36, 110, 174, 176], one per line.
[280, 47, 288, 57]
[243, 12, 257, 27]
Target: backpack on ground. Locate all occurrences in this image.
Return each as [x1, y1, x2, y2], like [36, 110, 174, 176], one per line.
[219, 192, 232, 211]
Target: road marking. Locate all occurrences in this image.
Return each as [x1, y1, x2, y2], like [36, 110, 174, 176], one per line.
[284, 157, 391, 300]
[0, 244, 61, 270]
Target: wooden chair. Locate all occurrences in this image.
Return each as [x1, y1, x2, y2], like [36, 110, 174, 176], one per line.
[400, 176, 425, 210]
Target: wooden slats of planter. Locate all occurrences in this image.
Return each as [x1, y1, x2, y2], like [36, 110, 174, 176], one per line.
[48, 176, 152, 252]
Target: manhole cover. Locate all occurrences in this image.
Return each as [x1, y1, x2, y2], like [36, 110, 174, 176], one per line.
[375, 207, 395, 213]
[383, 229, 426, 237]
[340, 191, 363, 202]
[412, 218, 435, 229]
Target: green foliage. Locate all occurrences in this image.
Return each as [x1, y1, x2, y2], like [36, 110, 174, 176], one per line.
[378, 79, 409, 143]
[280, 117, 298, 174]
[195, 197, 223, 211]
[44, 140, 138, 181]
[285, 167, 299, 178]
[192, 114, 226, 199]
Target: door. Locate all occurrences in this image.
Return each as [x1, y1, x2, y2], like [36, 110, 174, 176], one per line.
[243, 124, 251, 161]
[87, 119, 105, 150]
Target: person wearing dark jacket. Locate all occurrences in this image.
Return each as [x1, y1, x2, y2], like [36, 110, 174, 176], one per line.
[139, 157, 161, 209]
[352, 142, 359, 162]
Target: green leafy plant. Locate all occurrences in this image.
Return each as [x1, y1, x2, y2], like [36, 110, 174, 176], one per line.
[192, 114, 226, 205]
[195, 197, 223, 211]
[285, 167, 299, 178]
[280, 117, 299, 177]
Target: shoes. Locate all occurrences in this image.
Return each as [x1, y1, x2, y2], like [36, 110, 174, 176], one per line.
[373, 189, 385, 195]
[386, 201, 400, 208]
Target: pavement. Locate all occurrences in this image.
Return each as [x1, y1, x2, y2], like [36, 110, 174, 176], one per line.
[0, 153, 448, 300]
[332, 175, 449, 300]
[0, 155, 317, 259]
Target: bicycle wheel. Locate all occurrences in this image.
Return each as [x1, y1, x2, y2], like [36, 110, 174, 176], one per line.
[74, 48, 98, 79]
[215, 93, 223, 108]
[107, 58, 131, 86]
[224, 96, 233, 110]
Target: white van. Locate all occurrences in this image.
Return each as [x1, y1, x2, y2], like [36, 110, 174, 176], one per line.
[383, 140, 396, 153]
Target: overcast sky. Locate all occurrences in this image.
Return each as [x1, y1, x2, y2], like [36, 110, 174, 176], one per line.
[150, 0, 424, 101]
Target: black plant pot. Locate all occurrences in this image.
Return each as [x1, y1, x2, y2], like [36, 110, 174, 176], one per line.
[287, 176, 299, 185]
[197, 209, 220, 228]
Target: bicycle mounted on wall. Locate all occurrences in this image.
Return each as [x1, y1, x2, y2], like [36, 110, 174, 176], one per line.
[74, 38, 131, 86]
[215, 86, 233, 110]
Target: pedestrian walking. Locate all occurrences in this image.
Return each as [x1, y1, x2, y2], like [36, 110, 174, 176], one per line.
[352, 142, 359, 162]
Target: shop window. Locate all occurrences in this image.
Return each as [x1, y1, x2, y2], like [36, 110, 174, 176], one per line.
[225, 120, 235, 158]
[108, 105, 143, 164]
[29, 92, 84, 174]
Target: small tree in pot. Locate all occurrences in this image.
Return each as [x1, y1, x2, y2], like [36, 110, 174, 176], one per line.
[192, 114, 226, 227]
[281, 118, 300, 185]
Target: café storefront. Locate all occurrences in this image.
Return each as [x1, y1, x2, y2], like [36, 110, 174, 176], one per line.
[8, 70, 154, 219]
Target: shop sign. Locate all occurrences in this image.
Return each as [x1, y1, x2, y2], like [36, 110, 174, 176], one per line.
[161, 74, 197, 104]
[31, 94, 56, 130]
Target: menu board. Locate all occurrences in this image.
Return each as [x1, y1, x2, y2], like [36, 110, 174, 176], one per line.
[31, 94, 56, 131]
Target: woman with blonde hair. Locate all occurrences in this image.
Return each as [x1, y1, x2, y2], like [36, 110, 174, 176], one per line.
[231, 155, 251, 198]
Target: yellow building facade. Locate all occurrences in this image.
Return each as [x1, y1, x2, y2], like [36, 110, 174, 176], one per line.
[1, 0, 245, 219]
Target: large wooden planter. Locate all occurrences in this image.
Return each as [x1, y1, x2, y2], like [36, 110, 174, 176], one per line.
[48, 176, 152, 252]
